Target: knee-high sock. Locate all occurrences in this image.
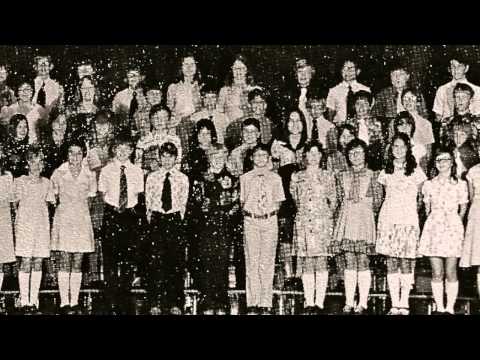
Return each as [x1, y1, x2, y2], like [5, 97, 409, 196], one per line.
[18, 272, 30, 307]
[57, 272, 70, 307]
[0, 272, 4, 292]
[431, 280, 445, 312]
[357, 270, 372, 309]
[477, 273, 480, 298]
[387, 272, 400, 308]
[399, 273, 414, 309]
[30, 272, 42, 308]
[344, 270, 357, 307]
[302, 273, 315, 307]
[69, 272, 83, 307]
[315, 271, 329, 309]
[445, 281, 458, 314]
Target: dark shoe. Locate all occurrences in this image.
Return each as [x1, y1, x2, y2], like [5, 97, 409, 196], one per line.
[58, 305, 71, 315]
[342, 305, 354, 315]
[246, 306, 258, 315]
[30, 306, 42, 315]
[67, 305, 82, 315]
[313, 306, 326, 315]
[302, 306, 314, 315]
[353, 305, 368, 315]
[259, 307, 272, 315]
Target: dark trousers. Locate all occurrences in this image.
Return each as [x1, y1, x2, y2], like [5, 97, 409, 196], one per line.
[148, 211, 185, 312]
[102, 204, 139, 312]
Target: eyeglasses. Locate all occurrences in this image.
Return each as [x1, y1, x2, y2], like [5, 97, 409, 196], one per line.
[435, 158, 452, 163]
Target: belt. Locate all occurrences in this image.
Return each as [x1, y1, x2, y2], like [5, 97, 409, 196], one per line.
[243, 210, 278, 219]
[152, 210, 180, 217]
[105, 204, 134, 214]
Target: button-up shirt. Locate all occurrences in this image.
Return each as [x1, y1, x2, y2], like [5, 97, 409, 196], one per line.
[326, 80, 371, 124]
[32, 76, 64, 110]
[190, 109, 229, 145]
[98, 159, 144, 209]
[433, 79, 480, 119]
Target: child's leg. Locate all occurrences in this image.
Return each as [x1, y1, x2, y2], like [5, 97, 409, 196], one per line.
[30, 258, 43, 308]
[258, 217, 279, 309]
[0, 264, 4, 292]
[445, 257, 459, 314]
[18, 257, 32, 307]
[429, 257, 445, 312]
[399, 258, 416, 310]
[344, 252, 358, 308]
[244, 218, 262, 308]
[300, 258, 315, 308]
[57, 251, 72, 307]
[386, 257, 401, 309]
[477, 267, 480, 298]
[69, 253, 84, 307]
[314, 256, 329, 309]
[102, 206, 121, 310]
[356, 253, 371, 310]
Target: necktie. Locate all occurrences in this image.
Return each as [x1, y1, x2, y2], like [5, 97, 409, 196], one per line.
[311, 117, 319, 142]
[346, 85, 355, 121]
[119, 165, 128, 212]
[129, 91, 139, 131]
[257, 174, 267, 213]
[37, 82, 46, 107]
[162, 172, 172, 212]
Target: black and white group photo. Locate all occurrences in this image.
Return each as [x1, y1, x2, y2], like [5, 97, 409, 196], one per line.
[0, 44, 479, 316]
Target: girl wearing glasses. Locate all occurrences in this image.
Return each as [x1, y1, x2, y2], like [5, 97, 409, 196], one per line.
[419, 147, 469, 314]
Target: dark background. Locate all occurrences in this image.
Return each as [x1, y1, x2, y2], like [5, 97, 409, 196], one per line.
[2, 45, 480, 120]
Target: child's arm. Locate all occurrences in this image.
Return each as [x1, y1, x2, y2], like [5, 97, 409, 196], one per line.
[459, 180, 469, 220]
[179, 176, 190, 220]
[422, 181, 431, 216]
[166, 83, 176, 113]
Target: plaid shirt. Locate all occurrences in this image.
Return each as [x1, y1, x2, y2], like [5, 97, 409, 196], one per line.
[173, 116, 195, 166]
[372, 86, 428, 121]
[327, 151, 348, 174]
[225, 115, 273, 152]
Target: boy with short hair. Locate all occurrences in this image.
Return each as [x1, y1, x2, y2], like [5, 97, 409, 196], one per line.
[98, 133, 145, 314]
[240, 143, 285, 314]
[306, 88, 337, 153]
[227, 117, 262, 177]
[145, 142, 189, 315]
[32, 55, 64, 117]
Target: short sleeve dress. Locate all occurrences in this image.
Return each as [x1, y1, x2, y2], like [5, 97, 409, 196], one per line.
[460, 165, 480, 267]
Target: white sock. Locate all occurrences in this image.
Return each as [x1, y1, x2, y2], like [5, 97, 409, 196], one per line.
[477, 273, 480, 298]
[0, 273, 4, 292]
[69, 272, 82, 307]
[57, 272, 70, 307]
[387, 272, 401, 308]
[357, 270, 372, 309]
[30, 272, 42, 308]
[431, 281, 445, 312]
[315, 271, 329, 309]
[302, 273, 315, 307]
[18, 272, 30, 307]
[399, 273, 414, 309]
[344, 270, 357, 307]
[445, 281, 458, 314]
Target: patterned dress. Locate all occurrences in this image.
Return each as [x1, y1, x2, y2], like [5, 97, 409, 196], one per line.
[461, 165, 480, 267]
[376, 168, 426, 258]
[419, 177, 468, 258]
[331, 168, 384, 254]
[290, 169, 337, 273]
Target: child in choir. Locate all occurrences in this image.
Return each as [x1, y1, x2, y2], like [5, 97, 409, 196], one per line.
[306, 90, 337, 152]
[290, 141, 337, 314]
[448, 122, 480, 180]
[14, 147, 55, 314]
[376, 133, 426, 315]
[419, 147, 469, 314]
[4, 114, 31, 178]
[327, 124, 356, 174]
[99, 133, 144, 314]
[31, 55, 64, 119]
[50, 139, 97, 315]
[145, 142, 189, 315]
[227, 118, 261, 177]
[331, 139, 384, 314]
[241, 143, 285, 315]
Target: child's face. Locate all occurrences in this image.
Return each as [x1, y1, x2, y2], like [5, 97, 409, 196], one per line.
[77, 64, 94, 79]
[68, 146, 84, 167]
[296, 66, 312, 87]
[127, 70, 141, 89]
[198, 127, 212, 148]
[306, 146, 322, 167]
[453, 129, 468, 147]
[96, 121, 110, 138]
[309, 99, 326, 119]
[0, 67, 8, 83]
[232, 60, 247, 82]
[160, 153, 176, 171]
[354, 98, 371, 118]
[402, 91, 417, 113]
[52, 116, 67, 136]
[435, 153, 453, 174]
[146, 89, 162, 106]
[115, 144, 133, 163]
[390, 69, 409, 90]
[203, 93, 217, 111]
[28, 157, 44, 177]
[454, 90, 472, 113]
[392, 138, 407, 160]
[243, 125, 260, 145]
[249, 95, 266, 117]
[252, 149, 269, 168]
[339, 129, 355, 148]
[288, 111, 303, 135]
[396, 120, 413, 137]
[35, 57, 51, 77]
[348, 146, 365, 168]
[209, 151, 226, 171]
[18, 83, 33, 103]
[182, 57, 197, 78]
[151, 110, 169, 132]
[80, 78, 95, 103]
[341, 61, 358, 82]
[450, 60, 468, 81]
[16, 120, 28, 140]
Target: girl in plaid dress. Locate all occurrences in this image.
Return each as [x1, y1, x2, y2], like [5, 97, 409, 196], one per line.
[376, 133, 426, 315]
[331, 139, 384, 314]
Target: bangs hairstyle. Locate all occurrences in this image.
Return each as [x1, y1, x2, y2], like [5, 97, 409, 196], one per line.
[394, 111, 416, 138]
[252, 142, 271, 156]
[336, 124, 357, 152]
[283, 108, 308, 147]
[225, 53, 254, 87]
[67, 138, 87, 158]
[194, 118, 218, 146]
[9, 113, 29, 138]
[159, 141, 178, 158]
[74, 75, 101, 106]
[345, 138, 369, 167]
[15, 80, 34, 98]
[176, 52, 201, 84]
[430, 146, 458, 182]
[26, 145, 45, 163]
[352, 90, 373, 106]
[385, 133, 417, 176]
[453, 82, 474, 98]
[302, 140, 326, 169]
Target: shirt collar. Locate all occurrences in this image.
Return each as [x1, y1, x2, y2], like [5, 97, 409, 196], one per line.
[342, 80, 359, 88]
[113, 159, 133, 169]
